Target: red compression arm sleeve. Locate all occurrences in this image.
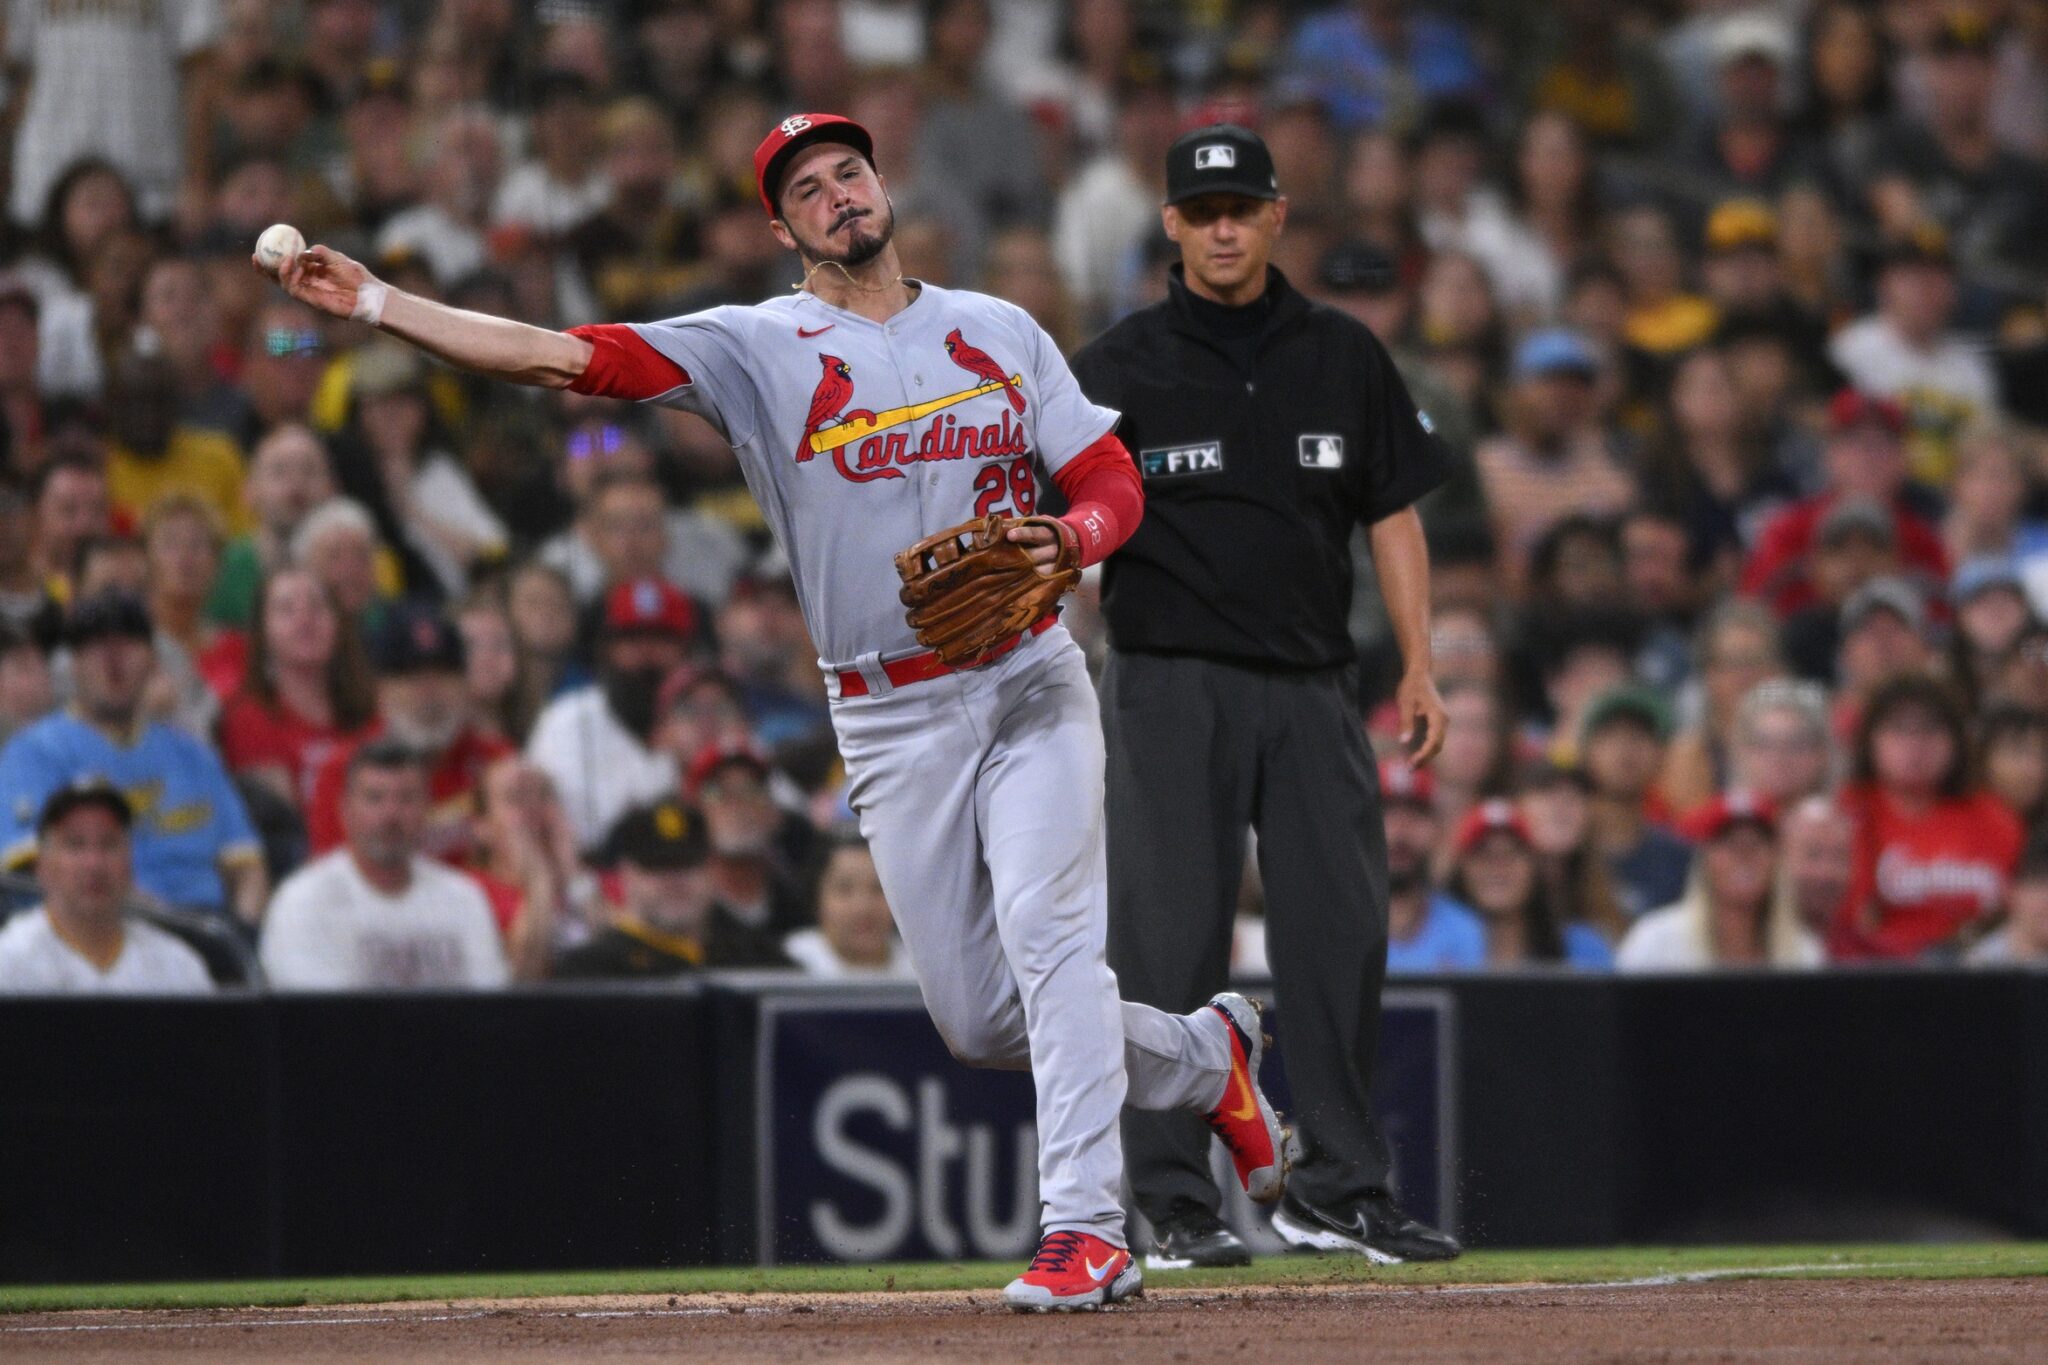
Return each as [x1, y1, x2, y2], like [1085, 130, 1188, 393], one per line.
[1052, 432, 1144, 568]
[565, 324, 692, 400]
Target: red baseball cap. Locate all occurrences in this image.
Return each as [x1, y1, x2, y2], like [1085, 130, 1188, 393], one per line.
[1826, 388, 1906, 436]
[685, 739, 771, 801]
[1378, 757, 1437, 810]
[753, 113, 876, 218]
[1678, 789, 1778, 843]
[1453, 799, 1533, 855]
[604, 577, 697, 639]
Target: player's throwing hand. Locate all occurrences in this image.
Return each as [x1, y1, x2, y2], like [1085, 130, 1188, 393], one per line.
[264, 243, 377, 323]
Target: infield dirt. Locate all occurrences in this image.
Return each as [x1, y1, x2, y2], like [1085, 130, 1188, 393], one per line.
[3, 1276, 2043, 1363]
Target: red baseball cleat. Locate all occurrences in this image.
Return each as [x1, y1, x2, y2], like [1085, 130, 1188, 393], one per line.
[1204, 992, 1290, 1204]
[1003, 1231, 1142, 1312]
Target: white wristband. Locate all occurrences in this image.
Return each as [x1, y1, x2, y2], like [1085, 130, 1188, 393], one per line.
[351, 280, 389, 327]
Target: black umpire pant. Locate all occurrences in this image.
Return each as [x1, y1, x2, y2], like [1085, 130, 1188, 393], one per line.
[1102, 648, 1394, 1222]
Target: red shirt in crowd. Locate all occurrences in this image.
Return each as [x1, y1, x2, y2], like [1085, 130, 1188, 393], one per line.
[216, 692, 373, 810]
[1739, 494, 1949, 617]
[304, 724, 515, 863]
[1831, 783, 2023, 961]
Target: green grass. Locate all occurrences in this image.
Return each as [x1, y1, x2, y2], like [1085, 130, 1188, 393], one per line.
[5, 1243, 2045, 1315]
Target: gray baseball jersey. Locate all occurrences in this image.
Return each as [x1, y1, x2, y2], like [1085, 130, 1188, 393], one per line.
[619, 285, 1117, 668]
[577, 283, 1232, 1250]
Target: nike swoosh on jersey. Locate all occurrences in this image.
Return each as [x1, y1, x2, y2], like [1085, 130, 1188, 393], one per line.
[1085, 1255, 1116, 1282]
[797, 325, 835, 338]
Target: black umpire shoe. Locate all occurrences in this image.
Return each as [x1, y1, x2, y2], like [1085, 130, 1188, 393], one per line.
[1270, 1190, 1462, 1263]
[1144, 1200, 1252, 1270]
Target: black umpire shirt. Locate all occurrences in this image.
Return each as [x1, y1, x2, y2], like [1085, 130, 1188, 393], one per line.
[1071, 264, 1450, 668]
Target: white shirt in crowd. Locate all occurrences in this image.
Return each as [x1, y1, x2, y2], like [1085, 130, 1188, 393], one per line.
[7, 0, 220, 224]
[491, 163, 611, 237]
[536, 512, 750, 609]
[1615, 903, 1824, 972]
[0, 907, 213, 995]
[375, 204, 487, 289]
[781, 928, 916, 981]
[260, 850, 510, 990]
[406, 451, 511, 598]
[1053, 154, 1157, 321]
[524, 685, 677, 850]
[1827, 315, 2000, 414]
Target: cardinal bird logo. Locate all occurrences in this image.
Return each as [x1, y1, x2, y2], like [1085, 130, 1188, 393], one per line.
[944, 329, 1025, 415]
[797, 354, 874, 463]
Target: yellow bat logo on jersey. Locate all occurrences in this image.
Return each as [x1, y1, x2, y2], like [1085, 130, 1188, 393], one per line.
[805, 374, 1022, 456]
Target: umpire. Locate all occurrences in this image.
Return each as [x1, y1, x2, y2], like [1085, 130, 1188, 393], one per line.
[1071, 125, 1460, 1267]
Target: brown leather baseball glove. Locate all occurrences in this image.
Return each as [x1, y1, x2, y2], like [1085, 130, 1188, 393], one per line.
[894, 514, 1080, 667]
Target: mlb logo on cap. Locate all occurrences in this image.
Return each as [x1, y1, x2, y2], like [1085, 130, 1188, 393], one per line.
[1194, 144, 1236, 169]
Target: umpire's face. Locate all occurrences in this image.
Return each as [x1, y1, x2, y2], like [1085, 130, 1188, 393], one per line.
[1164, 193, 1288, 299]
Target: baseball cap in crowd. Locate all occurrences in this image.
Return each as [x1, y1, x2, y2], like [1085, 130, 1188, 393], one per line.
[1951, 556, 2025, 607]
[1518, 753, 1593, 793]
[1711, 12, 1795, 67]
[1815, 495, 1897, 549]
[36, 779, 132, 835]
[1704, 199, 1778, 255]
[1319, 242, 1398, 294]
[1164, 124, 1280, 206]
[65, 590, 153, 648]
[1929, 7, 1998, 56]
[1579, 684, 1675, 745]
[604, 800, 709, 871]
[1678, 789, 1777, 843]
[1826, 388, 1907, 436]
[1453, 799, 1534, 856]
[604, 577, 698, 640]
[352, 338, 427, 399]
[1876, 222, 1953, 272]
[753, 113, 875, 218]
[686, 739, 771, 801]
[1377, 756, 1437, 811]
[1840, 575, 1928, 637]
[1510, 328, 1598, 383]
[371, 601, 465, 674]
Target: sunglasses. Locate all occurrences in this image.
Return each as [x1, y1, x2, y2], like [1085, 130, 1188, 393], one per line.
[265, 328, 322, 358]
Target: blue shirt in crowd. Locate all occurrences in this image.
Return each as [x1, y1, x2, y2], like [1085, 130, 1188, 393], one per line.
[0, 711, 259, 913]
[1284, 9, 1488, 129]
[1562, 923, 1616, 971]
[1387, 893, 1488, 973]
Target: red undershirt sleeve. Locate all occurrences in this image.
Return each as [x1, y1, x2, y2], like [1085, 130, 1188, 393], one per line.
[564, 324, 692, 401]
[1051, 433, 1144, 569]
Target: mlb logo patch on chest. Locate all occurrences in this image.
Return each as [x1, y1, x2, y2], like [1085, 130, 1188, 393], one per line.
[1299, 434, 1345, 469]
[1140, 442, 1224, 478]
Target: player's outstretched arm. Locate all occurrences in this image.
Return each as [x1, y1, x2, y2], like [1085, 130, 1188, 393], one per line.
[266, 243, 592, 390]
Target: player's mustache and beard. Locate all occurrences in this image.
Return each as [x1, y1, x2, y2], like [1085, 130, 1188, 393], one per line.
[797, 196, 897, 271]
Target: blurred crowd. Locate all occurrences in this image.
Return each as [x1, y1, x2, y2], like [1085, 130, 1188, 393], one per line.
[2, 0, 2048, 993]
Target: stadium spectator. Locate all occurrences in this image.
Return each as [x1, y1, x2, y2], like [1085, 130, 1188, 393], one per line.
[217, 567, 376, 811]
[1376, 758, 1484, 973]
[1793, 1, 1893, 202]
[238, 298, 329, 439]
[100, 351, 245, 537]
[1284, 0, 1488, 133]
[1834, 673, 2023, 961]
[1618, 791, 1822, 970]
[1834, 577, 1938, 716]
[1977, 703, 2048, 838]
[686, 740, 806, 936]
[469, 756, 586, 978]
[503, 561, 588, 739]
[0, 619, 52, 744]
[1828, 227, 1998, 483]
[1518, 0, 1682, 152]
[375, 109, 500, 289]
[492, 71, 609, 237]
[1447, 798, 1612, 969]
[527, 577, 692, 850]
[1966, 843, 2048, 965]
[1429, 681, 1515, 855]
[261, 740, 511, 990]
[28, 455, 110, 602]
[565, 99, 695, 320]
[1725, 679, 1838, 811]
[1679, 14, 1827, 206]
[1780, 496, 1905, 683]
[1474, 328, 1635, 591]
[538, 460, 747, 614]
[1053, 78, 1176, 329]
[554, 799, 789, 978]
[1941, 421, 2048, 599]
[1580, 685, 1693, 919]
[0, 783, 212, 995]
[138, 494, 233, 732]
[0, 591, 264, 921]
[455, 588, 520, 745]
[1781, 794, 1855, 938]
[715, 569, 827, 746]
[1611, 203, 1719, 360]
[206, 424, 337, 628]
[305, 601, 512, 862]
[290, 498, 386, 625]
[136, 254, 251, 439]
[1948, 557, 2037, 706]
[782, 829, 913, 979]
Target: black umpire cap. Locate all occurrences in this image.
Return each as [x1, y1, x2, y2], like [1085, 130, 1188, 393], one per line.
[1165, 125, 1280, 206]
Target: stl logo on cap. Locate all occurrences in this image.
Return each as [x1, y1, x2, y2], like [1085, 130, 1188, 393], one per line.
[779, 115, 812, 137]
[1194, 144, 1236, 169]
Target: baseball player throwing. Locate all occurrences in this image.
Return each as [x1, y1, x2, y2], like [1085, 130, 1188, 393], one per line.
[263, 113, 1286, 1311]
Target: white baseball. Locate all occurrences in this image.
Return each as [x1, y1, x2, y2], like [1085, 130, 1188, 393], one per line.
[254, 223, 306, 276]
